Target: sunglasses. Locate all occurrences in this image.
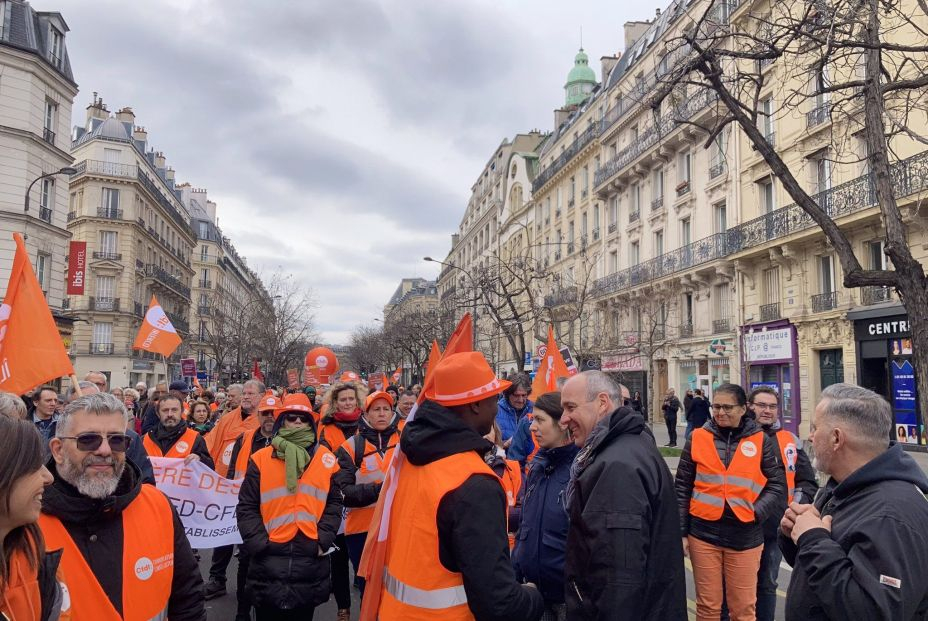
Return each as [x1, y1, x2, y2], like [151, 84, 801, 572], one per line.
[58, 432, 130, 452]
[711, 403, 739, 412]
[285, 414, 311, 424]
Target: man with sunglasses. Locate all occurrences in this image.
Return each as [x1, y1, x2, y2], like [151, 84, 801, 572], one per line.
[39, 392, 206, 620]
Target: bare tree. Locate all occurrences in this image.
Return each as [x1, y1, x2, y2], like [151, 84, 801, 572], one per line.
[255, 273, 318, 385]
[546, 241, 607, 369]
[650, 0, 928, 416]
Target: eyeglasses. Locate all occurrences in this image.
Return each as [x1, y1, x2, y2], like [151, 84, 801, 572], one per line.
[259, 410, 276, 417]
[58, 432, 130, 452]
[751, 402, 778, 411]
[711, 403, 740, 413]
[285, 414, 311, 424]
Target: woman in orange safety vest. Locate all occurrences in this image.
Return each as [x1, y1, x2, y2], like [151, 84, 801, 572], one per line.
[0, 417, 68, 621]
[674, 383, 786, 621]
[335, 390, 401, 597]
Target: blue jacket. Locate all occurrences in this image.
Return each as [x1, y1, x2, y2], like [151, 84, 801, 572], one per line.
[496, 395, 532, 444]
[507, 414, 537, 466]
[511, 442, 579, 604]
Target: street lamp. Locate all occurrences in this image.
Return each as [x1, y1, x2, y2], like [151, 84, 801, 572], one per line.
[24, 167, 77, 213]
[424, 256, 478, 348]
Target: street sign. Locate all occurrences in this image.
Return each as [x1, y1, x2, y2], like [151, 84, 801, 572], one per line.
[180, 358, 196, 377]
[537, 345, 547, 358]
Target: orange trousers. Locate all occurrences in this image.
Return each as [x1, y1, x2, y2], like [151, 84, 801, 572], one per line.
[688, 535, 763, 621]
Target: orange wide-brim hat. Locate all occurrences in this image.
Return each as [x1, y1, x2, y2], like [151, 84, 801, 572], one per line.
[257, 395, 282, 412]
[365, 390, 395, 411]
[425, 351, 511, 407]
[274, 392, 314, 415]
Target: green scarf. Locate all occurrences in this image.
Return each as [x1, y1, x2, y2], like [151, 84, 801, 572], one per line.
[271, 427, 316, 493]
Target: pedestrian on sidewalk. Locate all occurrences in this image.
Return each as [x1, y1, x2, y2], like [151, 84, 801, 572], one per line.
[561, 371, 686, 620]
[686, 389, 711, 440]
[662, 388, 682, 447]
[675, 383, 786, 621]
[780, 383, 928, 620]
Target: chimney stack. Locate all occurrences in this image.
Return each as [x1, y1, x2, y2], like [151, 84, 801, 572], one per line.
[554, 107, 571, 129]
[115, 106, 135, 124]
[85, 92, 109, 125]
[601, 54, 621, 82]
[154, 152, 166, 169]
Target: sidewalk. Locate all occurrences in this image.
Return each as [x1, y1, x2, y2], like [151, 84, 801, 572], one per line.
[647, 418, 928, 476]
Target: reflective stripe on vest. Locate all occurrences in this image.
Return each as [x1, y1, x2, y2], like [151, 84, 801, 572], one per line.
[378, 451, 501, 621]
[142, 427, 199, 459]
[251, 444, 338, 543]
[689, 427, 767, 523]
[383, 567, 468, 610]
[774, 429, 799, 504]
[341, 434, 396, 535]
[39, 485, 174, 621]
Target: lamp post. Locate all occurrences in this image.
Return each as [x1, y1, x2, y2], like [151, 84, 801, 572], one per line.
[24, 167, 77, 213]
[424, 256, 478, 348]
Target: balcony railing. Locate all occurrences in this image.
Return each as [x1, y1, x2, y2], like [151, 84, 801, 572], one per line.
[43, 128, 55, 144]
[807, 102, 832, 128]
[198, 279, 212, 289]
[96, 206, 122, 219]
[595, 89, 717, 189]
[759, 302, 781, 321]
[89, 343, 115, 355]
[679, 322, 694, 337]
[90, 297, 120, 312]
[592, 227, 601, 240]
[860, 285, 892, 306]
[709, 163, 726, 179]
[197, 305, 211, 315]
[144, 264, 191, 299]
[134, 301, 144, 317]
[812, 291, 840, 312]
[651, 197, 664, 211]
[67, 211, 77, 222]
[568, 198, 575, 209]
[555, 208, 561, 219]
[608, 222, 617, 234]
[72, 160, 138, 179]
[544, 285, 578, 308]
[567, 242, 575, 254]
[629, 210, 640, 223]
[554, 251, 562, 261]
[676, 181, 691, 197]
[532, 122, 604, 192]
[713, 318, 731, 333]
[61, 298, 70, 310]
[38, 206, 52, 223]
[752, 132, 776, 150]
[92, 251, 122, 261]
[166, 311, 189, 333]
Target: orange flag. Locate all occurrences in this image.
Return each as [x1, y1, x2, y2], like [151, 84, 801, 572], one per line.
[425, 340, 441, 378]
[359, 313, 474, 619]
[391, 365, 402, 383]
[0, 234, 75, 394]
[132, 295, 182, 357]
[532, 325, 571, 396]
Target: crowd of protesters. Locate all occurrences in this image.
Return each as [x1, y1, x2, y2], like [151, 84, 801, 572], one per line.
[2, 361, 927, 621]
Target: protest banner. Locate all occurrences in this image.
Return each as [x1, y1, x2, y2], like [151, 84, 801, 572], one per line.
[150, 457, 243, 548]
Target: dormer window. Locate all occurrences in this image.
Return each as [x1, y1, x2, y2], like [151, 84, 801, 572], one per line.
[49, 27, 63, 68]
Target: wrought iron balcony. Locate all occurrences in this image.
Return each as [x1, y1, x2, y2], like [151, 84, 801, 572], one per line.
[144, 264, 191, 299]
[567, 242, 575, 254]
[92, 251, 122, 261]
[544, 285, 578, 308]
[135, 259, 145, 270]
[72, 160, 138, 179]
[96, 206, 123, 220]
[554, 251, 562, 261]
[90, 297, 120, 312]
[629, 210, 640, 223]
[757, 57, 775, 71]
[166, 311, 189, 333]
[807, 102, 832, 128]
[713, 318, 731, 334]
[134, 301, 144, 317]
[61, 298, 70, 310]
[651, 197, 664, 211]
[608, 222, 617, 234]
[197, 305, 212, 315]
[39, 207, 52, 223]
[679, 322, 694, 337]
[67, 211, 76, 222]
[198, 279, 212, 289]
[532, 122, 603, 192]
[759, 302, 781, 322]
[676, 181, 691, 197]
[592, 227, 601, 240]
[709, 163, 726, 179]
[43, 128, 55, 144]
[811, 291, 840, 312]
[752, 133, 776, 150]
[89, 342, 115, 355]
[860, 285, 892, 306]
[555, 209, 562, 219]
[582, 189, 588, 199]
[568, 198, 575, 209]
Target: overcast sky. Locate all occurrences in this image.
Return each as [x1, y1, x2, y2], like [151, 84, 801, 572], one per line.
[56, 0, 649, 343]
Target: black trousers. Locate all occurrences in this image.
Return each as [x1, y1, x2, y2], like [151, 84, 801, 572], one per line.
[664, 413, 678, 445]
[210, 544, 235, 582]
[331, 533, 351, 609]
[237, 549, 252, 618]
[254, 605, 314, 620]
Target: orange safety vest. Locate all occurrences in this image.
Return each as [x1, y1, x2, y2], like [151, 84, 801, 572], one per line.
[501, 459, 522, 550]
[774, 429, 799, 504]
[379, 451, 502, 621]
[250, 444, 339, 543]
[39, 485, 175, 621]
[688, 428, 767, 523]
[141, 428, 199, 459]
[231, 430, 258, 481]
[0, 536, 71, 621]
[340, 433, 398, 535]
[319, 423, 355, 452]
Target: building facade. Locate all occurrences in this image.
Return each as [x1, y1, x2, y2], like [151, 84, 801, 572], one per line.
[67, 97, 196, 388]
[0, 1, 78, 362]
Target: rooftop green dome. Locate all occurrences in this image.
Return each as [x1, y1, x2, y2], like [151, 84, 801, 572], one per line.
[565, 48, 596, 107]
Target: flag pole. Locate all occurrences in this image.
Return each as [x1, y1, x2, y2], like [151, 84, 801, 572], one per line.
[70, 374, 82, 397]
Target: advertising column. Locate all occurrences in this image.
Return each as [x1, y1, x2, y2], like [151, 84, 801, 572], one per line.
[741, 320, 800, 433]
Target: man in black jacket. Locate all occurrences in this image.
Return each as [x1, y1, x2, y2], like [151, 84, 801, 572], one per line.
[42, 392, 205, 619]
[780, 383, 928, 620]
[143, 395, 214, 467]
[560, 370, 687, 620]
[661, 388, 682, 447]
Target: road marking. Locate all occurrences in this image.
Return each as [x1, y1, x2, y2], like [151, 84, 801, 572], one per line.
[684, 557, 787, 598]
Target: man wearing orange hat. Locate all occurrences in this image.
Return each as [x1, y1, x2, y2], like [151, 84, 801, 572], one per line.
[377, 351, 544, 621]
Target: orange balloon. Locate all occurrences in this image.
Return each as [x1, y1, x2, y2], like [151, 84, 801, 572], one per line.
[304, 347, 340, 384]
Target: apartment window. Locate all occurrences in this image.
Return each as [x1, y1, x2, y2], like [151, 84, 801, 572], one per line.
[713, 283, 731, 320]
[43, 101, 57, 143]
[568, 221, 575, 246]
[867, 240, 887, 270]
[856, 134, 871, 176]
[678, 152, 692, 183]
[684, 292, 694, 324]
[101, 187, 119, 215]
[714, 201, 728, 232]
[764, 267, 781, 304]
[199, 321, 207, 341]
[582, 166, 589, 193]
[556, 187, 562, 211]
[40, 178, 54, 211]
[545, 197, 551, 222]
[759, 97, 775, 140]
[99, 231, 117, 254]
[593, 204, 600, 229]
[609, 197, 618, 226]
[710, 129, 728, 175]
[569, 177, 576, 203]
[200, 245, 208, 261]
[652, 168, 664, 200]
[96, 275, 115, 301]
[631, 184, 640, 214]
[199, 222, 208, 239]
[92, 322, 112, 346]
[609, 251, 618, 273]
[759, 178, 776, 214]
[49, 27, 63, 67]
[581, 213, 588, 238]
[630, 241, 640, 265]
[35, 253, 50, 294]
[681, 217, 692, 246]
[812, 153, 832, 194]
[654, 230, 664, 256]
[819, 255, 836, 294]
